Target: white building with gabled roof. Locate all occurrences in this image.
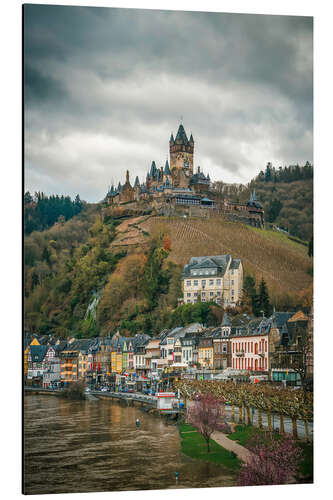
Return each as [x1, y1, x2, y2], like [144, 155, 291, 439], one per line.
[181, 254, 243, 307]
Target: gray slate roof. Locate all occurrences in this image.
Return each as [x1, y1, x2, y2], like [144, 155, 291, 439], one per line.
[30, 345, 48, 362]
[175, 124, 189, 144]
[182, 254, 232, 278]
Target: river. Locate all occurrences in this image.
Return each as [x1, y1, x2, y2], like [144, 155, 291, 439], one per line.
[24, 395, 236, 494]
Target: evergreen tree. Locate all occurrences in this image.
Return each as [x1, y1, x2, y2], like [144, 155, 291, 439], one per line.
[254, 278, 273, 317]
[242, 274, 258, 314]
[265, 163, 272, 182]
[267, 199, 283, 223]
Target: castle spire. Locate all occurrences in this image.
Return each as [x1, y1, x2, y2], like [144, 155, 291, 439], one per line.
[164, 158, 171, 175]
[126, 170, 130, 184]
[175, 123, 189, 144]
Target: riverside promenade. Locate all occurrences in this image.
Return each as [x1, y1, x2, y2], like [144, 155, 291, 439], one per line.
[24, 387, 312, 441]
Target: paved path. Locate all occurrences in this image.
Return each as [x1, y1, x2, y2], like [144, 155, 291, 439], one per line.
[212, 431, 253, 463]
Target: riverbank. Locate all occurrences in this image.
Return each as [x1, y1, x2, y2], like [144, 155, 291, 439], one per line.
[179, 423, 241, 470]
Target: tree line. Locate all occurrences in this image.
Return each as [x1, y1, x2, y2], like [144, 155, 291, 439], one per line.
[257, 161, 313, 184]
[24, 191, 84, 235]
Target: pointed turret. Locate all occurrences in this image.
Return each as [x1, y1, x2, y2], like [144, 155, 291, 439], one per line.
[134, 176, 140, 187]
[175, 123, 189, 144]
[117, 181, 122, 192]
[150, 160, 157, 178]
[125, 170, 130, 185]
[164, 158, 171, 176]
[221, 312, 231, 327]
[169, 133, 175, 144]
[189, 133, 194, 143]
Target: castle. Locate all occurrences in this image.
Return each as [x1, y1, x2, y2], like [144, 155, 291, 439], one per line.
[105, 123, 264, 227]
[106, 124, 215, 209]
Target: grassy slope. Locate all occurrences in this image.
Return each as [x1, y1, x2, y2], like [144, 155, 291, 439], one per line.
[179, 423, 240, 469]
[140, 216, 312, 298]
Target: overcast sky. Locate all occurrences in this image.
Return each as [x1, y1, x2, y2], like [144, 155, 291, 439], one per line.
[24, 4, 313, 202]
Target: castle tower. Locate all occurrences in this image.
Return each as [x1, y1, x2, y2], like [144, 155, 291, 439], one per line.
[169, 124, 194, 176]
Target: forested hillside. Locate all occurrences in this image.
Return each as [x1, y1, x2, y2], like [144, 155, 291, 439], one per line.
[212, 162, 313, 241]
[24, 191, 84, 235]
[24, 200, 313, 338]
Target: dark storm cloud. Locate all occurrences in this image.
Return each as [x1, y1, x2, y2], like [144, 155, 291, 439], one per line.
[24, 4, 313, 201]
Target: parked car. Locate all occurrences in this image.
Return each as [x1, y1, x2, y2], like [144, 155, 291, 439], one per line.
[101, 387, 108, 392]
[85, 387, 91, 393]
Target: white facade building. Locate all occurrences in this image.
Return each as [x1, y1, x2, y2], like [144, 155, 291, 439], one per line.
[182, 254, 243, 307]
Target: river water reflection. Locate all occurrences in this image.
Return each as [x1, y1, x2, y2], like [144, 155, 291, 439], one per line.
[24, 395, 236, 495]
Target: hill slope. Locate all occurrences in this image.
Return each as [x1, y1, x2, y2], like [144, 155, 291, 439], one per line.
[139, 216, 312, 298]
[24, 206, 312, 337]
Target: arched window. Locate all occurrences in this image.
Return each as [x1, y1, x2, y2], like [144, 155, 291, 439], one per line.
[255, 343, 258, 354]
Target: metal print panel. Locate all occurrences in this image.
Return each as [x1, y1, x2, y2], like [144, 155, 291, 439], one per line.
[23, 3, 313, 495]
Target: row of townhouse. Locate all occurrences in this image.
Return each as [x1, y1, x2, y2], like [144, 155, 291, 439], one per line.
[24, 307, 313, 389]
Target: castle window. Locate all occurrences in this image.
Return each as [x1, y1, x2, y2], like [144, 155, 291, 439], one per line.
[216, 291, 221, 296]
[209, 279, 214, 285]
[186, 280, 191, 286]
[210, 292, 214, 297]
[194, 280, 198, 286]
[187, 293, 191, 297]
[216, 279, 221, 285]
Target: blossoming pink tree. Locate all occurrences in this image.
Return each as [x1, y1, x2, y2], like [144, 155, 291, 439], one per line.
[187, 393, 224, 452]
[237, 432, 302, 486]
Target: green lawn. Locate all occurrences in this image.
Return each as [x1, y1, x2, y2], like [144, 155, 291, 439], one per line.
[227, 425, 258, 447]
[179, 424, 241, 470]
